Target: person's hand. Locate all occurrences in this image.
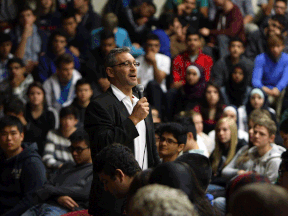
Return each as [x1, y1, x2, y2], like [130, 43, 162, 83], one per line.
[206, 42, 215, 47]
[136, 17, 148, 26]
[57, 196, 79, 210]
[132, 43, 141, 49]
[177, 3, 186, 16]
[237, 170, 246, 176]
[129, 97, 149, 125]
[271, 87, 280, 97]
[22, 24, 33, 39]
[58, 163, 63, 168]
[199, 28, 210, 37]
[69, 46, 80, 57]
[145, 52, 156, 65]
[25, 60, 38, 74]
[262, 86, 273, 96]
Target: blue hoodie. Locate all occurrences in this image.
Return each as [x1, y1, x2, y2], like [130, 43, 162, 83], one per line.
[0, 142, 47, 216]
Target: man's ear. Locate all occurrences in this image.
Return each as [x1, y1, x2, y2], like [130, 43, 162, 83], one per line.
[269, 134, 276, 144]
[187, 132, 194, 141]
[106, 67, 114, 79]
[178, 143, 185, 153]
[115, 169, 125, 182]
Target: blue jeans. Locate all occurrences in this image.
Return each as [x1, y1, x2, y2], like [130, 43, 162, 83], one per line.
[21, 203, 69, 216]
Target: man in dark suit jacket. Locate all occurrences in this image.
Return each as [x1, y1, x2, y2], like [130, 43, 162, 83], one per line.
[84, 47, 161, 215]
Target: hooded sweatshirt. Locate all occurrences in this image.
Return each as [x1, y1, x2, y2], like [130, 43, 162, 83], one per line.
[0, 142, 47, 216]
[248, 143, 286, 183]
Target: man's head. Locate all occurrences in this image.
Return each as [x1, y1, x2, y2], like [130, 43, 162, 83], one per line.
[0, 115, 24, 158]
[145, 33, 160, 53]
[102, 13, 118, 32]
[158, 122, 187, 161]
[182, 0, 197, 15]
[100, 30, 116, 57]
[75, 78, 93, 103]
[55, 53, 75, 84]
[213, 0, 228, 8]
[0, 33, 12, 60]
[61, 12, 78, 37]
[105, 47, 139, 88]
[73, 0, 89, 10]
[186, 31, 202, 53]
[7, 58, 26, 79]
[59, 106, 79, 131]
[229, 38, 245, 59]
[267, 34, 285, 59]
[280, 118, 288, 148]
[253, 118, 276, 149]
[18, 6, 36, 26]
[68, 129, 91, 165]
[50, 30, 68, 54]
[3, 97, 25, 118]
[138, 1, 156, 18]
[94, 143, 141, 199]
[274, 0, 287, 16]
[267, 15, 287, 36]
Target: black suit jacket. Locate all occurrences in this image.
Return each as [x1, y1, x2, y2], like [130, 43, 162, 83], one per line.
[84, 87, 160, 215]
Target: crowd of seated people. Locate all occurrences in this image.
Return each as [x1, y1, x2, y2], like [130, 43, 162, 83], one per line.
[2, 0, 288, 215]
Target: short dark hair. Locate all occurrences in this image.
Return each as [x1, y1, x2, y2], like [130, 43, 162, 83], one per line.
[100, 30, 115, 41]
[275, 0, 287, 6]
[55, 53, 74, 68]
[61, 11, 77, 23]
[59, 105, 79, 120]
[7, 58, 25, 68]
[159, 122, 187, 145]
[271, 14, 287, 29]
[280, 118, 288, 133]
[0, 33, 12, 45]
[75, 78, 92, 90]
[158, 12, 175, 30]
[145, 33, 160, 43]
[0, 115, 24, 133]
[229, 37, 244, 47]
[144, 1, 157, 13]
[50, 29, 68, 43]
[186, 29, 202, 40]
[94, 143, 141, 179]
[3, 97, 25, 115]
[174, 116, 197, 141]
[69, 128, 90, 147]
[18, 5, 36, 17]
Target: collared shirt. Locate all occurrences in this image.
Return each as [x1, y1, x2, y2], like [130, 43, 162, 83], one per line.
[111, 84, 148, 170]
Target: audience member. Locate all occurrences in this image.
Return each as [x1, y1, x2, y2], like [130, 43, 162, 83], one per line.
[128, 184, 199, 216]
[193, 82, 226, 133]
[3, 97, 27, 127]
[261, 0, 288, 28]
[91, 13, 144, 57]
[42, 106, 78, 170]
[152, 107, 161, 123]
[136, 33, 171, 117]
[24, 82, 59, 156]
[200, 0, 245, 59]
[170, 17, 188, 58]
[212, 37, 253, 87]
[0, 0, 19, 26]
[37, 30, 80, 83]
[43, 53, 82, 112]
[11, 6, 48, 74]
[0, 33, 13, 82]
[22, 129, 93, 216]
[0, 115, 46, 216]
[0, 58, 34, 104]
[220, 64, 252, 107]
[278, 150, 288, 190]
[280, 117, 288, 148]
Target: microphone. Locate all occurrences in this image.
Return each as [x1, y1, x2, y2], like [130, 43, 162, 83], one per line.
[135, 84, 144, 99]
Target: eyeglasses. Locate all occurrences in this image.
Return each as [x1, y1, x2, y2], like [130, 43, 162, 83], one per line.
[112, 61, 140, 68]
[274, 5, 286, 10]
[159, 136, 178, 145]
[68, 146, 89, 154]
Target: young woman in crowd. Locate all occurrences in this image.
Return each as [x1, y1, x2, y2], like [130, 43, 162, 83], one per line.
[238, 88, 276, 132]
[209, 117, 247, 186]
[221, 63, 252, 108]
[24, 82, 59, 156]
[193, 82, 226, 134]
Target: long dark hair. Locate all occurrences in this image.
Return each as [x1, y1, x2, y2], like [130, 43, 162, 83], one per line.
[201, 82, 224, 122]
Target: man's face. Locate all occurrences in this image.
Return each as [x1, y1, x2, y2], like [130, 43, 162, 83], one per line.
[216, 122, 231, 144]
[193, 114, 203, 134]
[62, 17, 78, 36]
[280, 131, 288, 149]
[274, 1, 287, 15]
[57, 62, 74, 84]
[269, 43, 285, 59]
[229, 41, 244, 59]
[8, 62, 25, 78]
[145, 39, 160, 53]
[267, 19, 285, 35]
[107, 52, 138, 87]
[158, 132, 184, 160]
[183, 0, 197, 15]
[0, 41, 12, 59]
[73, 0, 87, 10]
[19, 10, 36, 26]
[76, 84, 93, 103]
[70, 141, 91, 165]
[101, 37, 116, 57]
[0, 126, 24, 155]
[186, 35, 201, 52]
[231, 67, 244, 84]
[41, 0, 53, 9]
[213, 0, 226, 7]
[139, 2, 156, 18]
[253, 125, 274, 148]
[60, 114, 78, 130]
[52, 35, 67, 53]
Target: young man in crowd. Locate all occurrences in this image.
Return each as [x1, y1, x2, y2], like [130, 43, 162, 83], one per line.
[42, 106, 78, 171]
[212, 38, 254, 87]
[72, 78, 93, 127]
[136, 33, 171, 118]
[0, 33, 13, 82]
[0, 115, 46, 216]
[37, 30, 80, 83]
[200, 0, 245, 59]
[43, 53, 82, 112]
[261, 0, 288, 27]
[11, 6, 48, 74]
[22, 129, 93, 216]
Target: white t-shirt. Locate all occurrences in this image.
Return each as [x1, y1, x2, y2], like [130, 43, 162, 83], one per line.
[136, 53, 171, 93]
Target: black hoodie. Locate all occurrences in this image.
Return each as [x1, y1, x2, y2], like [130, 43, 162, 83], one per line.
[0, 142, 47, 216]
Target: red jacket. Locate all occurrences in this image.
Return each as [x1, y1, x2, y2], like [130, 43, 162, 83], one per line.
[172, 50, 213, 83]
